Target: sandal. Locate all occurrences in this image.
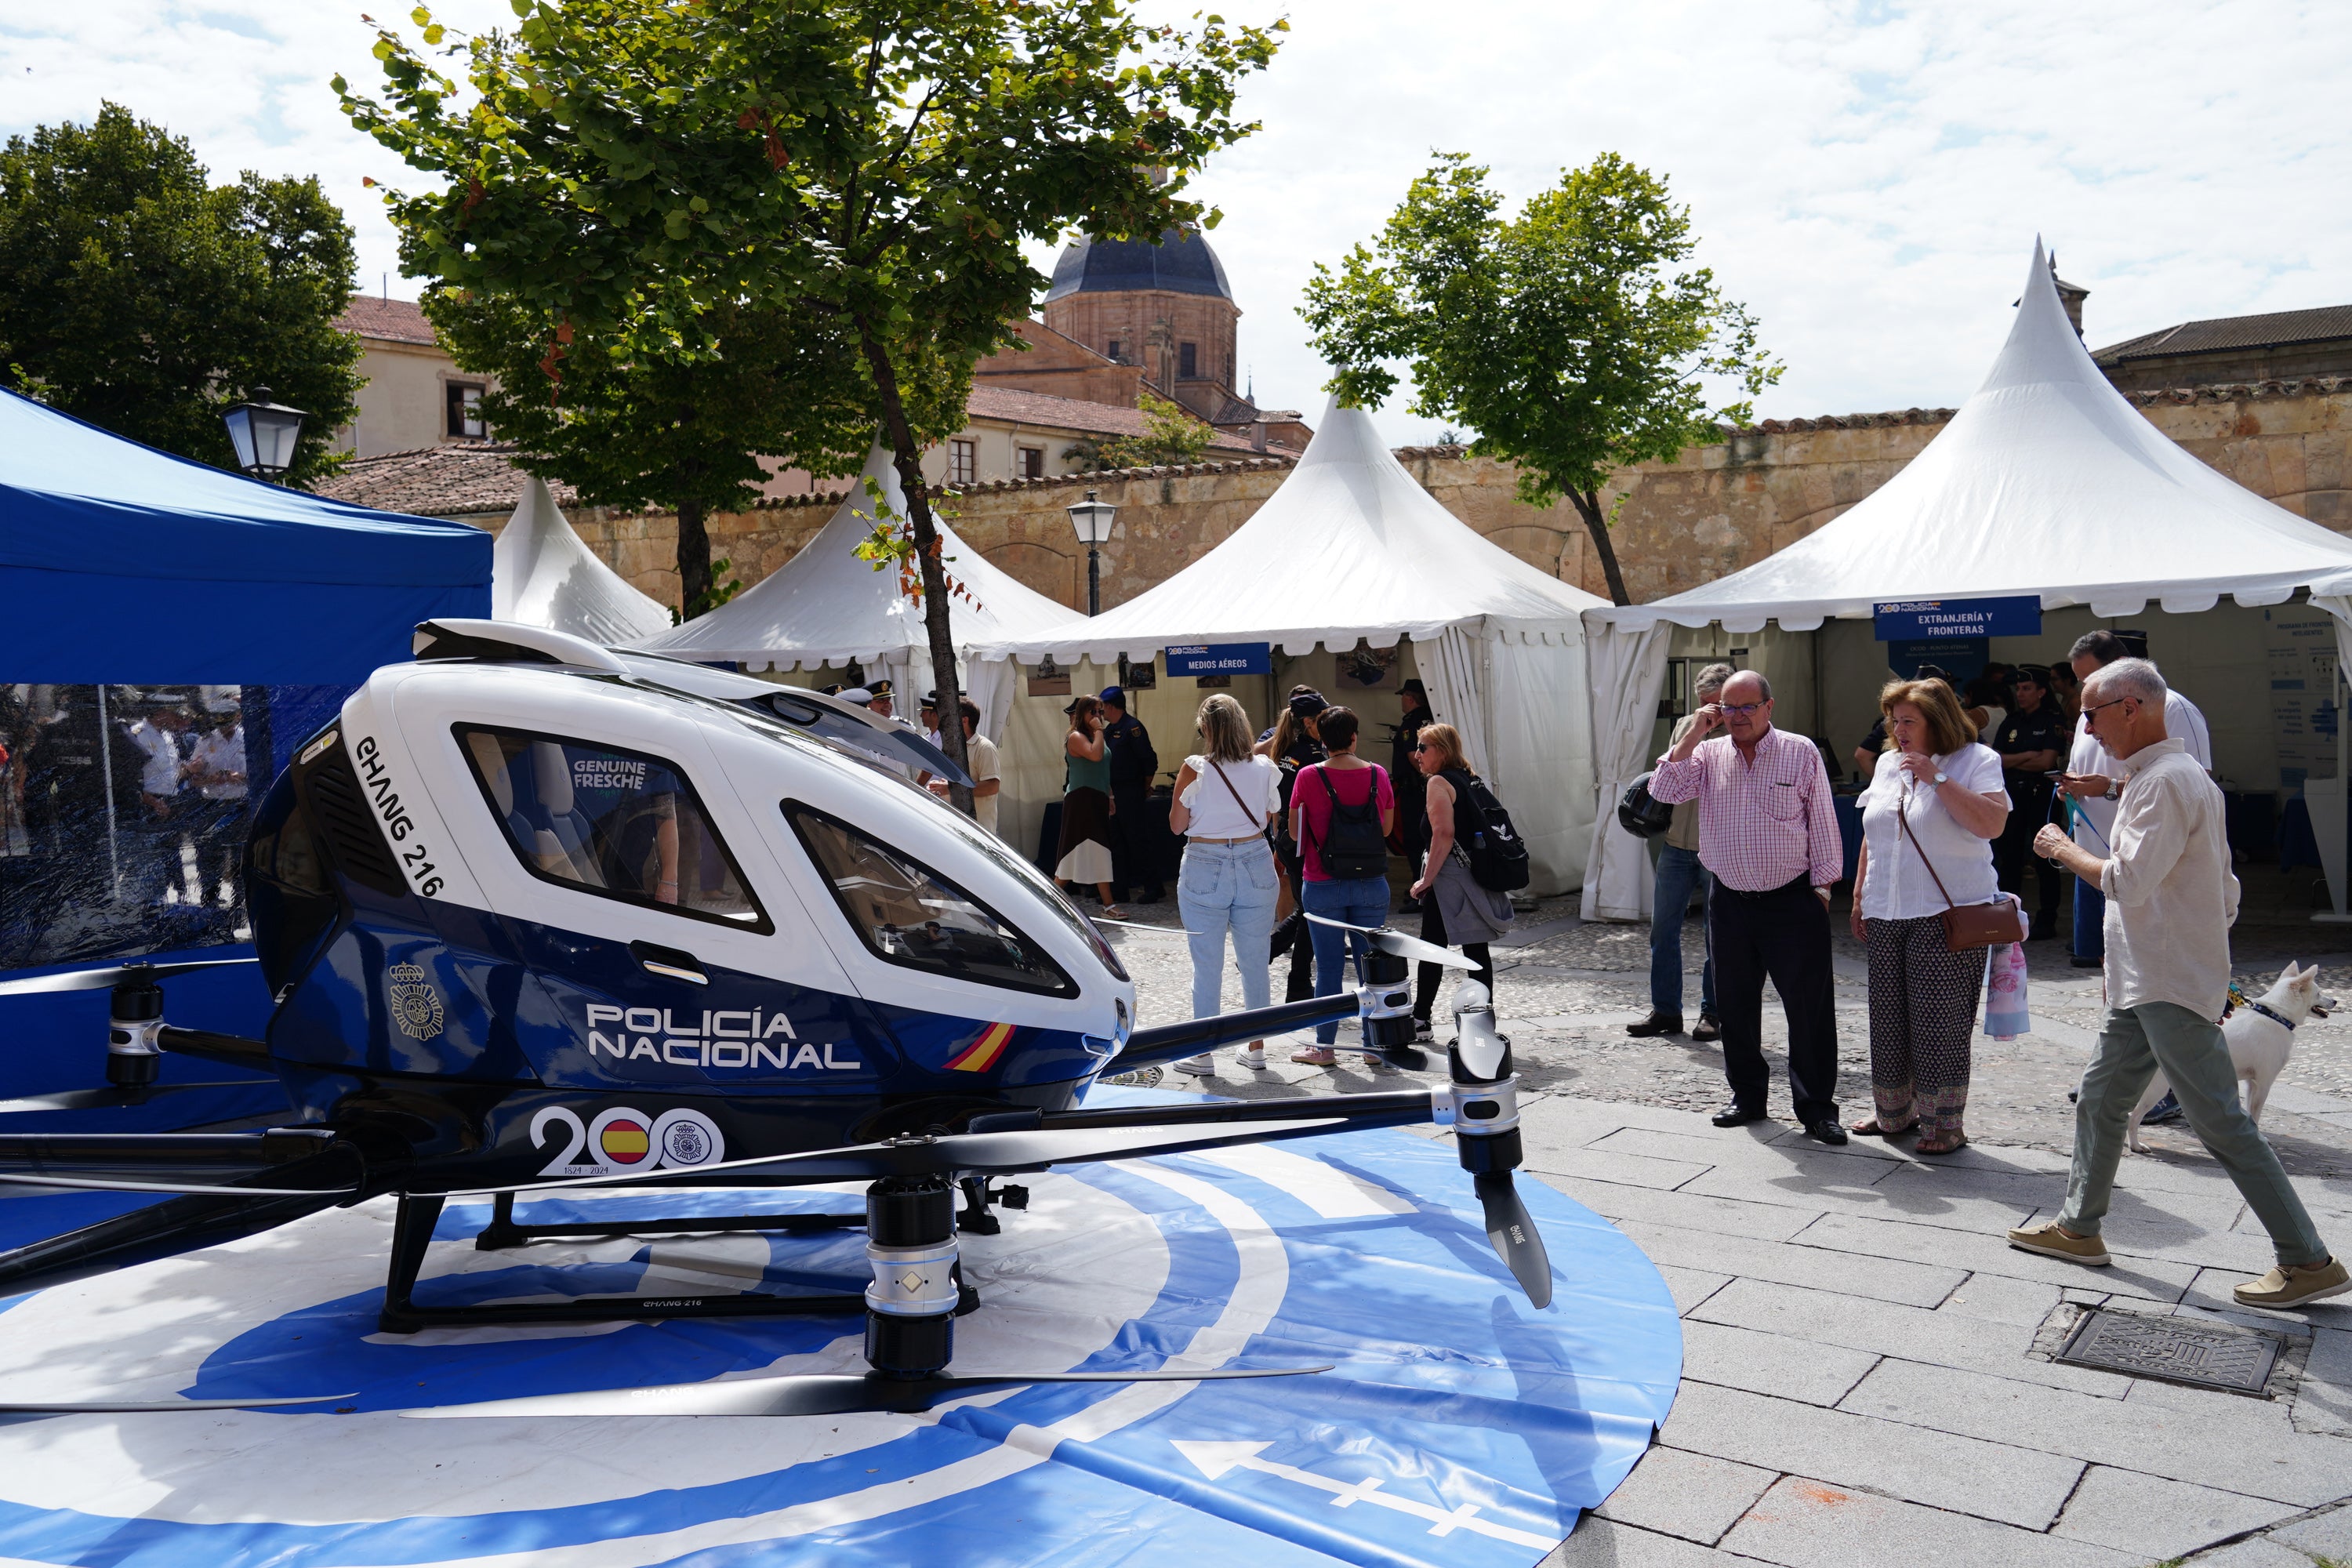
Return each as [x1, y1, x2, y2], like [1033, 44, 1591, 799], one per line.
[1849, 1118, 1917, 1138]
[1290, 1047, 1338, 1066]
[1915, 1132, 1969, 1155]
[1099, 906, 1131, 920]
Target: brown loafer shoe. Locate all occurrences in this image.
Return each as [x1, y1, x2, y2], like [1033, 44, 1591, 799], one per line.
[1691, 1014, 1722, 1042]
[2006, 1221, 2110, 1266]
[2233, 1256, 2351, 1311]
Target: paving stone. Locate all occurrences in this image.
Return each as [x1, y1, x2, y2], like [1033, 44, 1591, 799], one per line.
[1678, 1160, 2039, 1235]
[1657, 1382, 2083, 1529]
[1835, 1357, 2352, 1506]
[1935, 1272, 2065, 1328]
[1690, 1276, 2132, 1397]
[2270, 1500, 2352, 1561]
[2185, 1537, 2322, 1568]
[1717, 1474, 2136, 1568]
[1542, 1515, 1749, 1568]
[1592, 1446, 1778, 1546]
[1619, 1219, 1967, 1308]
[1788, 1210, 2198, 1304]
[2292, 1326, 2352, 1436]
[1588, 1126, 1879, 1182]
[1530, 1172, 1821, 1244]
[2050, 1465, 2299, 1559]
[1656, 1264, 1736, 1316]
[1519, 1142, 1715, 1192]
[1679, 1319, 1881, 1406]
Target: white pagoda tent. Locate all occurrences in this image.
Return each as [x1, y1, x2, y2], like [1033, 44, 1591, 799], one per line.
[1580, 241, 2352, 920]
[492, 477, 672, 644]
[975, 398, 1606, 894]
[633, 446, 1077, 736]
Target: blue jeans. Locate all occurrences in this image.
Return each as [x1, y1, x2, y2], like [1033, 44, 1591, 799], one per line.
[1178, 840, 1279, 1022]
[1303, 876, 1392, 1044]
[2073, 877, 2105, 960]
[1650, 844, 1716, 1018]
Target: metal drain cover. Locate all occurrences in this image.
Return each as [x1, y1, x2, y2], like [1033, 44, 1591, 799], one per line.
[2053, 1308, 2281, 1396]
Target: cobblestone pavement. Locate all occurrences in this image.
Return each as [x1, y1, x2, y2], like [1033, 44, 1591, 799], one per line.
[1098, 889, 2352, 1183]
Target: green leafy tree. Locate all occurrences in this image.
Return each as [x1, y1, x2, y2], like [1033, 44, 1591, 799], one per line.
[1067, 387, 1218, 471]
[1301, 152, 1781, 605]
[0, 103, 361, 485]
[340, 0, 1279, 796]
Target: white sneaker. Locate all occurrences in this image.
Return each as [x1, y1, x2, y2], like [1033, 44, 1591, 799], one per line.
[1238, 1047, 1267, 1071]
[1172, 1053, 1215, 1077]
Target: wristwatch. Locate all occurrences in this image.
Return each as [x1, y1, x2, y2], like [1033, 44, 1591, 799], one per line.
[1932, 770, 1948, 786]
[2104, 781, 2121, 800]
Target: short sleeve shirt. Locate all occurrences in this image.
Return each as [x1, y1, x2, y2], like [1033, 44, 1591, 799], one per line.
[1293, 762, 1394, 881]
[1991, 706, 2067, 789]
[965, 734, 1001, 836]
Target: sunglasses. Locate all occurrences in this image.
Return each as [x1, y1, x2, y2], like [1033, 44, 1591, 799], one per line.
[2083, 696, 2133, 720]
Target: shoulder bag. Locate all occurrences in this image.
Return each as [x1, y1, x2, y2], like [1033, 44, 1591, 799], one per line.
[1203, 758, 1276, 848]
[1896, 784, 2024, 951]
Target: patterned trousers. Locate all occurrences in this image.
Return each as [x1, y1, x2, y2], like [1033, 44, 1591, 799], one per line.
[1862, 914, 1984, 1138]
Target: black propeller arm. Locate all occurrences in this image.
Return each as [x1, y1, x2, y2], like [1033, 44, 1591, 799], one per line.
[1115, 992, 1362, 1068]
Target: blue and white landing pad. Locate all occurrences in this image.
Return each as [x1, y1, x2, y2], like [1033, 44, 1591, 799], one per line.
[0, 1122, 1680, 1566]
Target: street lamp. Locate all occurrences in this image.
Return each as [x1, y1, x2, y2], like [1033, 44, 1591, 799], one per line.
[1065, 488, 1118, 616]
[223, 387, 310, 483]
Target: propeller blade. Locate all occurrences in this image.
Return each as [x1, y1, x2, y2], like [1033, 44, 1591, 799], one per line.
[0, 1174, 357, 1197]
[1475, 1173, 1553, 1308]
[0, 1082, 266, 1116]
[0, 958, 258, 997]
[1091, 918, 1204, 936]
[0, 1394, 354, 1414]
[406, 1365, 1328, 1420]
[1301, 913, 1469, 970]
[464, 1116, 1352, 1196]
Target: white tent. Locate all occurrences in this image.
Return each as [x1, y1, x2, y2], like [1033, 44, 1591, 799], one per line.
[631, 446, 1078, 736]
[975, 397, 1606, 895]
[492, 477, 673, 644]
[1579, 241, 2352, 920]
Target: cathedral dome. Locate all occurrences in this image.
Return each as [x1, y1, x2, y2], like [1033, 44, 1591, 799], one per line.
[1044, 228, 1232, 303]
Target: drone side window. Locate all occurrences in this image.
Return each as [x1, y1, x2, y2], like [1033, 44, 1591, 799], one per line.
[783, 803, 1077, 998]
[453, 724, 772, 935]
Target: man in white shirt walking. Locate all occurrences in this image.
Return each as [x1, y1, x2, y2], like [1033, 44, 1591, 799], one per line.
[2011, 659, 2346, 1310]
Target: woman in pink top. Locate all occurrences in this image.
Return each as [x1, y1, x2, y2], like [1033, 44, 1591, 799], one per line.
[1289, 706, 1396, 1067]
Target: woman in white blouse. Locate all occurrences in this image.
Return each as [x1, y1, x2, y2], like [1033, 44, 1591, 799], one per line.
[1849, 678, 2011, 1152]
[1166, 694, 1285, 1076]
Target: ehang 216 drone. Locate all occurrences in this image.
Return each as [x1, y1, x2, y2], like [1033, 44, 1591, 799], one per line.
[0, 619, 1550, 1421]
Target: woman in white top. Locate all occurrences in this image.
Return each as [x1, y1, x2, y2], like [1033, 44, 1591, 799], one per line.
[1849, 677, 2010, 1152]
[1165, 693, 1284, 1076]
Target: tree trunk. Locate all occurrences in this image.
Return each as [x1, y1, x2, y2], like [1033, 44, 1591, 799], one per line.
[1568, 488, 1632, 607]
[676, 497, 713, 619]
[856, 325, 975, 816]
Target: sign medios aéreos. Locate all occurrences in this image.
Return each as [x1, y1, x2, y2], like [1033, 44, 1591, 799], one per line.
[1167, 642, 1272, 677]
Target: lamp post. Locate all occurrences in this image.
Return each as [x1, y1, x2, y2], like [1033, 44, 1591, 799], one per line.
[1065, 488, 1117, 616]
[223, 387, 310, 483]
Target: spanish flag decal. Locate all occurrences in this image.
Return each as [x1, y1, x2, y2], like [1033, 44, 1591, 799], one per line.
[946, 1021, 1016, 1073]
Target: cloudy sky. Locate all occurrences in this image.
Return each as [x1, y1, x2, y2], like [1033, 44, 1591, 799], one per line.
[7, 1, 2345, 445]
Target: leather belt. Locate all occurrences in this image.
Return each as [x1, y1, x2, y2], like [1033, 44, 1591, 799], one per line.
[1188, 833, 1266, 845]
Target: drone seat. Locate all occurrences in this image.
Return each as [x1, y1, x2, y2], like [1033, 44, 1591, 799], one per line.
[524, 741, 608, 887]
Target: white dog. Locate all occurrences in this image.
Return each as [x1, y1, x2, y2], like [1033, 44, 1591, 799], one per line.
[2125, 962, 2332, 1153]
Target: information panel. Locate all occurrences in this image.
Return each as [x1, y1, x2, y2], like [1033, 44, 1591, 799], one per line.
[1167, 642, 1271, 677]
[1872, 595, 2042, 641]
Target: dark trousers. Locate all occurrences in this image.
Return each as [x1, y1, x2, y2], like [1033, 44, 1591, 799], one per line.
[1411, 897, 1493, 1022]
[1708, 873, 1839, 1123]
[1994, 790, 2063, 926]
[1108, 782, 1163, 899]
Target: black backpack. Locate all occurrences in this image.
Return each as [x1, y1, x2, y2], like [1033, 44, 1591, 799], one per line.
[1308, 767, 1391, 880]
[1444, 768, 1531, 893]
[1617, 771, 1675, 839]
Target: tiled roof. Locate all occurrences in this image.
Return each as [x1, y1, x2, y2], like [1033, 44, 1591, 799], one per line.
[310, 443, 851, 519]
[965, 384, 1259, 452]
[957, 455, 1297, 495]
[2095, 304, 2352, 364]
[335, 296, 440, 347]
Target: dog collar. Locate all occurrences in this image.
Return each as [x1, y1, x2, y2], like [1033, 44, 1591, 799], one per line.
[2240, 998, 2296, 1032]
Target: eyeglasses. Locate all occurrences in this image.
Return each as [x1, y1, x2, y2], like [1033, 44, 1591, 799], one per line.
[1719, 702, 1766, 717]
[2084, 696, 2133, 720]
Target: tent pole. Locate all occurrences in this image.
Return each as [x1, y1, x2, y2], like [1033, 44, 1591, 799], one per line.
[96, 684, 122, 899]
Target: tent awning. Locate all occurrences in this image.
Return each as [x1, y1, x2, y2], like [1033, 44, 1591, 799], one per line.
[1584, 241, 2352, 635]
[493, 477, 672, 644]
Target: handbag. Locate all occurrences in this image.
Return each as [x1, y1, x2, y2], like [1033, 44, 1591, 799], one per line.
[1896, 784, 2024, 951]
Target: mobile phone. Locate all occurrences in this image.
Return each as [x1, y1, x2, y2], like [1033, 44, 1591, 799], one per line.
[2042, 770, 2065, 779]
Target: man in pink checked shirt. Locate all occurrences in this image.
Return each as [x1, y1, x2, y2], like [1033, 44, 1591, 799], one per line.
[1648, 670, 1849, 1145]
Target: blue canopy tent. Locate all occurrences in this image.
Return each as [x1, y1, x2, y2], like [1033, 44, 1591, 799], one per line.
[0, 388, 491, 1124]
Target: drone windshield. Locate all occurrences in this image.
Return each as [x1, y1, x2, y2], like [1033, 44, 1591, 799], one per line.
[786, 804, 1079, 997]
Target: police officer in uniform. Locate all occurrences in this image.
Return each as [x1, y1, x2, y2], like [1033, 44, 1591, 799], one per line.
[1991, 665, 2067, 940]
[1098, 686, 1164, 904]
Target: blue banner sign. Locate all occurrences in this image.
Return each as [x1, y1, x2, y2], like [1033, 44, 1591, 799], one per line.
[1167, 642, 1271, 677]
[1873, 595, 2042, 641]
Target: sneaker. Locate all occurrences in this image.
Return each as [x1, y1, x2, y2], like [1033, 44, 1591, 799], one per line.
[1238, 1047, 1267, 1072]
[2069, 954, 2102, 968]
[1171, 1053, 1214, 1077]
[1291, 1047, 1337, 1067]
[2233, 1256, 2352, 1311]
[1692, 1013, 1722, 1043]
[2005, 1221, 2111, 1267]
[2141, 1091, 2183, 1126]
[1412, 1018, 1436, 1044]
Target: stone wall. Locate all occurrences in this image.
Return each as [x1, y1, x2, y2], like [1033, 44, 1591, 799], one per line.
[534, 378, 2352, 613]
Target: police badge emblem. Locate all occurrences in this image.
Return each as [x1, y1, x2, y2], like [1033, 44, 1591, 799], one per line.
[387, 962, 445, 1040]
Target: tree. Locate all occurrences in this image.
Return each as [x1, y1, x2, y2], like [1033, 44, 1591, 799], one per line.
[1065, 389, 1218, 471]
[1301, 152, 1781, 605]
[0, 103, 361, 485]
[340, 0, 1280, 800]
